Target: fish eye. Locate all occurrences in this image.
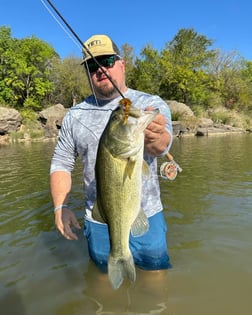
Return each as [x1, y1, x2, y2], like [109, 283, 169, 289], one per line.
[111, 115, 118, 122]
[111, 107, 123, 122]
[111, 112, 120, 122]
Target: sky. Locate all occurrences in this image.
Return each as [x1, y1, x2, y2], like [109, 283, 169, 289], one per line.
[0, 0, 251, 61]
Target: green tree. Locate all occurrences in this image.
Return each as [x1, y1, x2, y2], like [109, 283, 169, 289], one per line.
[1, 25, 251, 120]
[0, 26, 16, 104]
[241, 61, 252, 111]
[242, 61, 252, 83]
[0, 26, 57, 110]
[121, 43, 136, 87]
[206, 50, 252, 111]
[130, 44, 163, 95]
[160, 28, 216, 105]
[49, 56, 90, 107]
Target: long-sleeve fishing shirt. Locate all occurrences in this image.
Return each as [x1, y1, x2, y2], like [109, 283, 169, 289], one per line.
[50, 88, 173, 222]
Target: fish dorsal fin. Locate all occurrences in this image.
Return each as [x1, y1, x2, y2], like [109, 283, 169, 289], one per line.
[92, 201, 106, 223]
[130, 208, 149, 237]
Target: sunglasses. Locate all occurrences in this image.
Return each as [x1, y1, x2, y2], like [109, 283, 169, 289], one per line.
[84, 55, 121, 73]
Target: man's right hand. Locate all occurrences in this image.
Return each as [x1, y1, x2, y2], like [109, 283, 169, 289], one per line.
[55, 207, 81, 240]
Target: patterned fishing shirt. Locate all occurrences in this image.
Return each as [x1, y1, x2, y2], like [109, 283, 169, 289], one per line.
[50, 88, 173, 222]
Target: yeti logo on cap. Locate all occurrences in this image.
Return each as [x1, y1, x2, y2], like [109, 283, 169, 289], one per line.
[82, 34, 120, 62]
[88, 40, 102, 48]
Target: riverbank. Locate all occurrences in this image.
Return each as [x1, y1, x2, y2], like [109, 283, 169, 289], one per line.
[0, 120, 249, 146]
[1, 101, 251, 145]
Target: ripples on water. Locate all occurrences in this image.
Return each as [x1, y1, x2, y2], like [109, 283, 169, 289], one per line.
[161, 135, 252, 315]
[0, 135, 252, 315]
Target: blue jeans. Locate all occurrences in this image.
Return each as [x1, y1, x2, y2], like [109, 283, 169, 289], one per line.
[83, 211, 172, 272]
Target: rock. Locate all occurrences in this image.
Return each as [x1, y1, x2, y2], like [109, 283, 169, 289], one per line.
[0, 107, 22, 135]
[39, 104, 68, 138]
[195, 123, 244, 136]
[172, 121, 190, 136]
[166, 100, 195, 136]
[167, 100, 195, 118]
[195, 128, 208, 136]
[198, 118, 214, 128]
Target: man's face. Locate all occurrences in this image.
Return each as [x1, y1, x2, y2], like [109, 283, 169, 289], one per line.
[85, 55, 127, 100]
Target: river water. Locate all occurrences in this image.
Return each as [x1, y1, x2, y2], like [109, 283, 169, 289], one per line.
[0, 134, 251, 315]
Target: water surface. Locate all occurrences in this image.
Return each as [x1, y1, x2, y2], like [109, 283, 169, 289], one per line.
[0, 134, 251, 315]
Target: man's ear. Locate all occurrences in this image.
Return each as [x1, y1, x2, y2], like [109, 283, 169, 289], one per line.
[120, 59, 126, 72]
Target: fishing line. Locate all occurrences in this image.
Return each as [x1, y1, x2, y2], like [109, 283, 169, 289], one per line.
[41, 0, 125, 99]
[40, 0, 82, 51]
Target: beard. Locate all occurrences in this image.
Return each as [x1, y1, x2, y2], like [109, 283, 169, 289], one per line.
[95, 85, 119, 99]
[93, 76, 121, 100]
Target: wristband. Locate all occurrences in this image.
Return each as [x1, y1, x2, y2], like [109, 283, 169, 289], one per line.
[54, 204, 68, 212]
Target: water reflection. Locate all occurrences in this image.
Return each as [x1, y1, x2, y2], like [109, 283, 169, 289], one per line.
[80, 265, 170, 315]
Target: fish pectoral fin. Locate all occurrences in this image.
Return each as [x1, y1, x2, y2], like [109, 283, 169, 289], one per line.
[142, 160, 150, 176]
[130, 208, 149, 237]
[92, 201, 106, 223]
[123, 158, 136, 181]
[108, 254, 136, 290]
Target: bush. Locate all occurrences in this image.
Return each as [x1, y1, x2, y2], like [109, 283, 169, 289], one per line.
[20, 109, 38, 124]
[210, 110, 230, 124]
[208, 107, 250, 128]
[191, 105, 206, 117]
[10, 131, 25, 142]
[171, 111, 183, 121]
[29, 130, 44, 139]
[23, 97, 42, 111]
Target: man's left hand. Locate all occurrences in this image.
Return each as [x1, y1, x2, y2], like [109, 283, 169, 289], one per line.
[144, 107, 171, 156]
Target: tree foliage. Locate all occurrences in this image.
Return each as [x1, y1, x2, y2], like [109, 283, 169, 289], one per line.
[153, 29, 216, 104]
[1, 25, 252, 116]
[0, 26, 90, 110]
[0, 26, 57, 110]
[131, 45, 164, 95]
[49, 56, 90, 107]
[127, 28, 252, 113]
[121, 43, 135, 87]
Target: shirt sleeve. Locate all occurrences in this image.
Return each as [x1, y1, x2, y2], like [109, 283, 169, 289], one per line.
[50, 111, 77, 174]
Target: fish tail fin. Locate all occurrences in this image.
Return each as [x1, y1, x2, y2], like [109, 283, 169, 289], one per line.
[108, 254, 136, 290]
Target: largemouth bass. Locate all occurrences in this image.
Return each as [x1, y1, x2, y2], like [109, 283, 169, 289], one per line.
[92, 104, 159, 289]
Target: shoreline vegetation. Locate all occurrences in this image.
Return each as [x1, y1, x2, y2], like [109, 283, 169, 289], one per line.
[1, 101, 251, 146]
[0, 126, 248, 146]
[0, 122, 249, 146]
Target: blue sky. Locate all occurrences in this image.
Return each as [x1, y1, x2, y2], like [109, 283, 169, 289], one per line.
[1, 0, 251, 60]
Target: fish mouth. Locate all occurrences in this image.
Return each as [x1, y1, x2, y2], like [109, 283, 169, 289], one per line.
[107, 107, 159, 158]
[127, 109, 159, 133]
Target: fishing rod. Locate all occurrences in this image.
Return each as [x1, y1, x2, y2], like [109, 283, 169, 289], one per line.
[43, 0, 125, 99]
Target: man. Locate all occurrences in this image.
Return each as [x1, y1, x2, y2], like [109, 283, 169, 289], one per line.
[50, 34, 173, 273]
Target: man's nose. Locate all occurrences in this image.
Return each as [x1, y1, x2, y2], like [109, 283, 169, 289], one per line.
[96, 66, 107, 76]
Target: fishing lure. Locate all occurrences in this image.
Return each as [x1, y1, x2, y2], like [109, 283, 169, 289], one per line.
[119, 98, 132, 124]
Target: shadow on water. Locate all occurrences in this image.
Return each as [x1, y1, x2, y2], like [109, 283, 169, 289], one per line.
[55, 262, 171, 315]
[0, 288, 26, 315]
